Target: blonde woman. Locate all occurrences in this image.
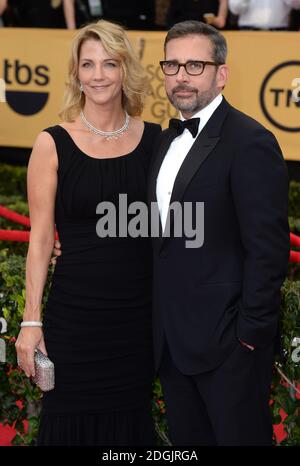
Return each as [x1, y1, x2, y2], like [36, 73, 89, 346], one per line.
[15, 20, 161, 446]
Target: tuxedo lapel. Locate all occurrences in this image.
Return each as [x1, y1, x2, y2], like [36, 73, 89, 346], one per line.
[169, 132, 220, 206]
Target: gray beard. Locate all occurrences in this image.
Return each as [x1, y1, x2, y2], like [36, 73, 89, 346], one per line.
[167, 84, 218, 117]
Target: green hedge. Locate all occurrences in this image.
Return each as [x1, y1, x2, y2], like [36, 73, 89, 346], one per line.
[0, 165, 27, 198]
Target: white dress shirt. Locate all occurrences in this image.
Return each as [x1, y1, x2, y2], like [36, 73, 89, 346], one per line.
[156, 94, 223, 230]
[229, 0, 300, 29]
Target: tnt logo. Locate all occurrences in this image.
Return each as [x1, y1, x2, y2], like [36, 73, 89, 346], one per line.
[0, 316, 7, 363]
[260, 61, 300, 133]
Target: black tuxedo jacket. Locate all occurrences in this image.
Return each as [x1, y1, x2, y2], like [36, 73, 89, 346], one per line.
[148, 98, 290, 375]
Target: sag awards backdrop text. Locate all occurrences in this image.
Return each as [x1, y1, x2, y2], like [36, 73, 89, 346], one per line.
[0, 28, 299, 160]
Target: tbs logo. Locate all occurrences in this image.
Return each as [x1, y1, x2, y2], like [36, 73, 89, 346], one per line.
[2, 59, 50, 115]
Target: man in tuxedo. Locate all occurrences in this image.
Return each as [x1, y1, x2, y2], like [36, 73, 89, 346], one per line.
[148, 20, 290, 445]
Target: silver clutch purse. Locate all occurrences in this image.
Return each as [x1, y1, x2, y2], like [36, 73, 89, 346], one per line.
[32, 348, 55, 392]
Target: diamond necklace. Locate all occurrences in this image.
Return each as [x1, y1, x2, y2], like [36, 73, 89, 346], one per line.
[80, 110, 130, 140]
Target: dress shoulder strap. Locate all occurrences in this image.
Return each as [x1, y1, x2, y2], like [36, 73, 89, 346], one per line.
[42, 125, 74, 168]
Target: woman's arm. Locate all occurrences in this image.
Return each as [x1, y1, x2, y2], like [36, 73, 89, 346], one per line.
[215, 0, 229, 29]
[0, 0, 7, 16]
[205, 0, 228, 29]
[63, 0, 76, 29]
[15, 131, 58, 378]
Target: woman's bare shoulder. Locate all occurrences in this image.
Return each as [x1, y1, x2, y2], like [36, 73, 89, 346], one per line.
[29, 130, 58, 169]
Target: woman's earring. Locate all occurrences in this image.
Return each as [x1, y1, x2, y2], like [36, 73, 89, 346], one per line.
[79, 83, 84, 93]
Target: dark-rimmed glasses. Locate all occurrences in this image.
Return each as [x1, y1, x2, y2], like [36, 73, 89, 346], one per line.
[159, 60, 222, 76]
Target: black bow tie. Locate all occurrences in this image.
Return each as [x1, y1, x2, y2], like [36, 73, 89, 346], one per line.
[169, 117, 200, 138]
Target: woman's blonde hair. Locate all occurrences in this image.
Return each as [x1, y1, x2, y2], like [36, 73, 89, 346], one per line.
[59, 20, 149, 122]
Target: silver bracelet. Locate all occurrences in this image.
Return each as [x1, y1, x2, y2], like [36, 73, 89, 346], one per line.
[21, 321, 43, 327]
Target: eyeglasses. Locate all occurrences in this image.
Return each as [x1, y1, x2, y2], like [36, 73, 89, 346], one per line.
[159, 60, 222, 76]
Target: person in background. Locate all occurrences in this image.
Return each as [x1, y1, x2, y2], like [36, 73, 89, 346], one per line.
[0, 0, 7, 26]
[51, 0, 66, 27]
[63, 0, 155, 30]
[6, 0, 65, 27]
[167, 0, 228, 29]
[290, 7, 300, 29]
[63, 0, 103, 29]
[102, 0, 155, 30]
[155, 0, 170, 29]
[229, 0, 300, 30]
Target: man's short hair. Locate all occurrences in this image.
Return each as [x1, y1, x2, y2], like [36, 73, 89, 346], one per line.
[164, 20, 227, 64]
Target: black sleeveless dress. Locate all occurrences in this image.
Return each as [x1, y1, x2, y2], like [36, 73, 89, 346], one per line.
[37, 122, 161, 446]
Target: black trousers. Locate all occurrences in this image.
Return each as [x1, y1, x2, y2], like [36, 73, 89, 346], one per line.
[158, 340, 275, 446]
